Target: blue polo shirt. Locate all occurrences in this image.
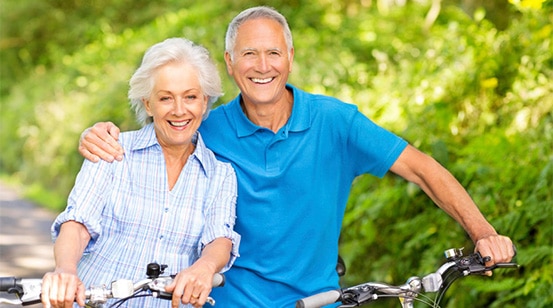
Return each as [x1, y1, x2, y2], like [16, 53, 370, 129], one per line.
[200, 84, 408, 307]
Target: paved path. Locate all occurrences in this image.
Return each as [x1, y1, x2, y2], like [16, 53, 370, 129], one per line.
[0, 182, 56, 307]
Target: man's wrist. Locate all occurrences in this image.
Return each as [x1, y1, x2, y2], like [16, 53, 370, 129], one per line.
[474, 232, 499, 243]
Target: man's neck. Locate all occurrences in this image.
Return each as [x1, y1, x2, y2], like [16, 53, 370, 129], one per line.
[241, 90, 293, 133]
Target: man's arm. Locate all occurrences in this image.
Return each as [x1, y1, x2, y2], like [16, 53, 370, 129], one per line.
[389, 145, 515, 265]
[79, 122, 124, 162]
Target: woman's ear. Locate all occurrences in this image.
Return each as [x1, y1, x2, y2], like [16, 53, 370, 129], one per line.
[143, 98, 153, 116]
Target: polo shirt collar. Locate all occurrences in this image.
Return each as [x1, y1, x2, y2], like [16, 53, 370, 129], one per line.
[229, 84, 311, 138]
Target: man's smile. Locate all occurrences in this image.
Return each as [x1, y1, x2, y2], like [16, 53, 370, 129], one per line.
[251, 77, 274, 84]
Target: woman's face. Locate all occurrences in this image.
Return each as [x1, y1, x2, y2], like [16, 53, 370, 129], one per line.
[144, 62, 207, 150]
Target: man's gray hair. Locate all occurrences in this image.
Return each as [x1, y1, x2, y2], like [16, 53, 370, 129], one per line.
[128, 37, 223, 125]
[225, 6, 294, 61]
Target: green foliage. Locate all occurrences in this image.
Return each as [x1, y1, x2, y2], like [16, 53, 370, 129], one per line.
[1, 0, 551, 307]
[336, 3, 553, 308]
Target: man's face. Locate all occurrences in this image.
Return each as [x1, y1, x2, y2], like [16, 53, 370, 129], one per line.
[225, 18, 294, 108]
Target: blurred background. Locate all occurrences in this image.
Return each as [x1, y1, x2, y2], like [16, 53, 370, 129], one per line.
[0, 0, 551, 307]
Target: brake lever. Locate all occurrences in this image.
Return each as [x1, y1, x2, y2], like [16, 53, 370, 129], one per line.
[480, 262, 520, 273]
[16, 279, 42, 305]
[469, 252, 519, 274]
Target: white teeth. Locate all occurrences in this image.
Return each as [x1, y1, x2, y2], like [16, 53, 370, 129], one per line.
[169, 120, 189, 127]
[251, 77, 273, 84]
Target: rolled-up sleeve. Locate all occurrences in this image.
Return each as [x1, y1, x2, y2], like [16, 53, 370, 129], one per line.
[51, 159, 112, 253]
[200, 162, 240, 271]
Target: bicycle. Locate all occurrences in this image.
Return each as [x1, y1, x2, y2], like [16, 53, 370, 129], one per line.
[297, 247, 519, 308]
[0, 262, 224, 307]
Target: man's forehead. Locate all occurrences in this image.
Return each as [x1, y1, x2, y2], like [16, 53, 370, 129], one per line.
[235, 21, 286, 44]
[236, 18, 283, 35]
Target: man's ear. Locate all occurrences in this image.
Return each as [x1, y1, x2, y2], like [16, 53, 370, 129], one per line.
[224, 51, 234, 76]
[288, 47, 295, 72]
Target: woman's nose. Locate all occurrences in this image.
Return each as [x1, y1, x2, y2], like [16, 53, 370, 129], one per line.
[172, 99, 187, 116]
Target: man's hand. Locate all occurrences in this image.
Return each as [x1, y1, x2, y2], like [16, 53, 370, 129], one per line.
[78, 122, 124, 162]
[474, 234, 515, 276]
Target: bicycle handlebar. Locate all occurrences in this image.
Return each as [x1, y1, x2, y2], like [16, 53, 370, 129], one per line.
[297, 290, 341, 308]
[297, 247, 519, 308]
[0, 263, 225, 307]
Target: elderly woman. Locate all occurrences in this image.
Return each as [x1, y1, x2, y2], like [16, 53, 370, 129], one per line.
[41, 38, 240, 308]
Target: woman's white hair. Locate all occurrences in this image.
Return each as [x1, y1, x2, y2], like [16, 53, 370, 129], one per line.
[128, 37, 223, 125]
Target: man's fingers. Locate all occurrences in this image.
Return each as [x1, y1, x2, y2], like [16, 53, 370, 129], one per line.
[106, 122, 121, 140]
[78, 145, 101, 163]
[79, 122, 124, 162]
[490, 235, 515, 263]
[82, 129, 123, 162]
[475, 234, 515, 277]
[80, 139, 115, 162]
[98, 124, 124, 157]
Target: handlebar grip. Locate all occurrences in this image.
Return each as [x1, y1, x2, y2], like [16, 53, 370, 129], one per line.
[212, 273, 225, 287]
[0, 277, 17, 292]
[296, 290, 341, 308]
[489, 262, 519, 270]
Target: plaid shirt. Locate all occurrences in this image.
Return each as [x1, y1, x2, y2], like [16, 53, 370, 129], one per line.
[52, 124, 239, 307]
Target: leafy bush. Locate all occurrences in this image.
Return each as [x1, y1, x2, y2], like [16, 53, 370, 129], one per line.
[338, 3, 552, 307]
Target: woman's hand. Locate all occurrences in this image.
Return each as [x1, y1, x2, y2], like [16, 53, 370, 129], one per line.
[41, 270, 86, 308]
[166, 238, 232, 307]
[165, 261, 216, 308]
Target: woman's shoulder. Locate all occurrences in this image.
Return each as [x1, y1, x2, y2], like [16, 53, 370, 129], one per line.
[118, 125, 155, 150]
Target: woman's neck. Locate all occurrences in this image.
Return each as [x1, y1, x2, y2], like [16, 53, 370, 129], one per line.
[163, 144, 194, 190]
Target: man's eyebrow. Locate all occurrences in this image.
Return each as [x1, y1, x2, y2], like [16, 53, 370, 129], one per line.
[240, 47, 257, 53]
[239, 47, 283, 53]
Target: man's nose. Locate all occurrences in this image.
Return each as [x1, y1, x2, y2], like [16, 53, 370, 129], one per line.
[256, 54, 270, 73]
